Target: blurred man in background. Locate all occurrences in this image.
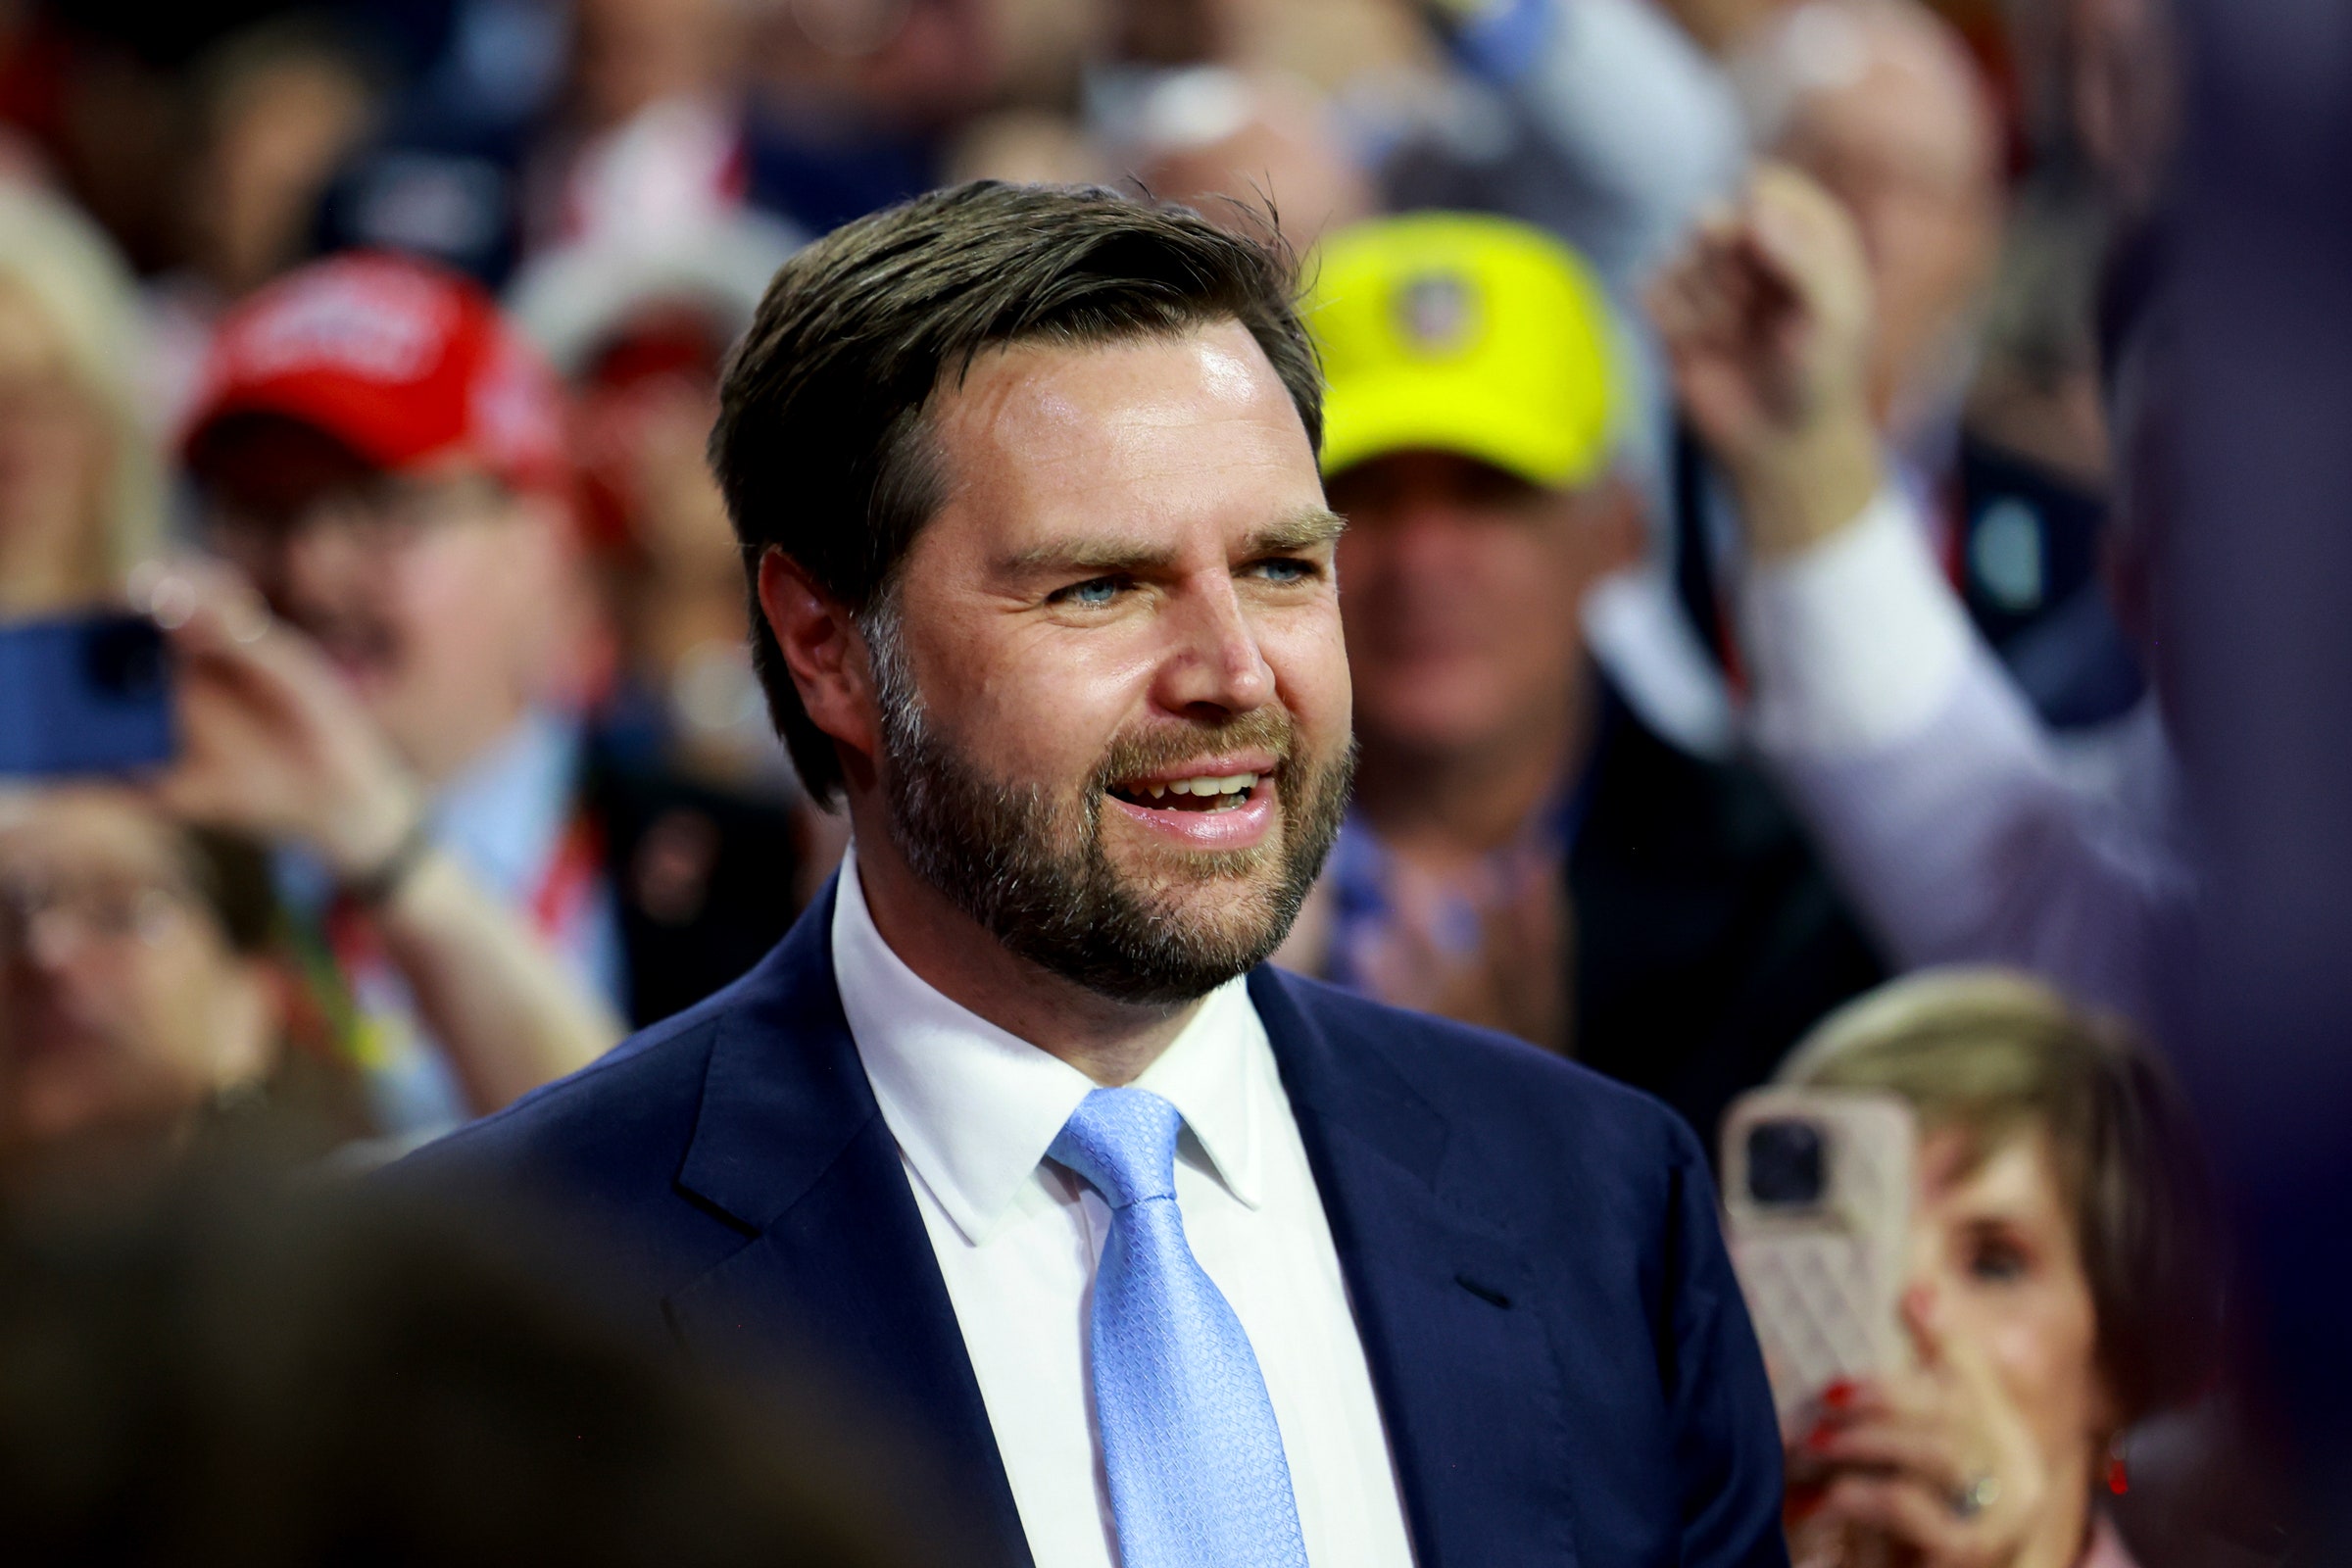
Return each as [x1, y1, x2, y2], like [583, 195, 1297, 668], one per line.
[1653, 164, 2177, 1031]
[180, 253, 620, 1134]
[142, 14, 384, 427]
[179, 253, 801, 1137]
[1699, 0, 2140, 730]
[1283, 210, 1883, 1139]
[508, 213, 806, 798]
[1734, 0, 2004, 448]
[511, 214, 847, 931]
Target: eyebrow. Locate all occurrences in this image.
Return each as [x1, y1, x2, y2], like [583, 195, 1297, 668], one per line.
[1002, 507, 1348, 576]
[1246, 507, 1349, 555]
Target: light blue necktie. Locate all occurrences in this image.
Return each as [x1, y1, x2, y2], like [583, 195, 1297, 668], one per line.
[1050, 1087, 1310, 1568]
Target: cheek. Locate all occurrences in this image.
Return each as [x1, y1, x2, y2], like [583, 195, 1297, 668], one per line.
[911, 612, 1152, 784]
[1263, 599, 1352, 737]
[111, 946, 222, 1075]
[1874, 202, 1974, 330]
[1959, 1277, 2106, 1453]
[10, 952, 218, 1129]
[398, 531, 543, 655]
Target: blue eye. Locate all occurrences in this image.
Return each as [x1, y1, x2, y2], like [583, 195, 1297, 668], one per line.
[1252, 558, 1315, 583]
[1061, 577, 1122, 607]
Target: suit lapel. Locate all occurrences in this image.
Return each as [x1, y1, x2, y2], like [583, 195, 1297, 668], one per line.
[662, 880, 1033, 1568]
[1250, 969, 1583, 1568]
[650, 897, 1576, 1568]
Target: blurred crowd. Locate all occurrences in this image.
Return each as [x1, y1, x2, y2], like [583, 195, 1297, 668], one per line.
[0, 0, 2293, 1563]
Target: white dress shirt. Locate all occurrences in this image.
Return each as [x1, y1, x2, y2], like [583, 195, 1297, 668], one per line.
[1735, 487, 2189, 1024]
[831, 849, 1418, 1568]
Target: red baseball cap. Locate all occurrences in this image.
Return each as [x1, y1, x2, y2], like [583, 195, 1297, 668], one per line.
[182, 252, 570, 496]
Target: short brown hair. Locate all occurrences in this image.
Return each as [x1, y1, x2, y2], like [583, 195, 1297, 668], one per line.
[1783, 967, 2222, 1425]
[709, 181, 1321, 801]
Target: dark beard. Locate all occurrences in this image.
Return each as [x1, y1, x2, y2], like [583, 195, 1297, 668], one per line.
[872, 640, 1352, 1005]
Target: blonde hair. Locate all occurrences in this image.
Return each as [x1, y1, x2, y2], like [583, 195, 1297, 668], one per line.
[0, 180, 164, 597]
[1782, 966, 2220, 1423]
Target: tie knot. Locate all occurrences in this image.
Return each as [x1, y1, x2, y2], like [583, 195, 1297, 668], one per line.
[1050, 1087, 1183, 1209]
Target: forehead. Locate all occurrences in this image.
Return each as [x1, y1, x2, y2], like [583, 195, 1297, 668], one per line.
[1789, 55, 1993, 189]
[923, 321, 1318, 543]
[1918, 1123, 2068, 1217]
[0, 788, 186, 877]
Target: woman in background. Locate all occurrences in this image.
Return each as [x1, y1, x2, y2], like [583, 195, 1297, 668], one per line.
[1776, 968, 2220, 1568]
[0, 784, 363, 1215]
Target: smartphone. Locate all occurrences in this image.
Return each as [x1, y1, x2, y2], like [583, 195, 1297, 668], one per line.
[0, 612, 176, 778]
[1720, 1087, 1917, 1423]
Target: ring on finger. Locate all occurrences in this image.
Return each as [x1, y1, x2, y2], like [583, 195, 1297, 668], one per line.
[1950, 1474, 2001, 1520]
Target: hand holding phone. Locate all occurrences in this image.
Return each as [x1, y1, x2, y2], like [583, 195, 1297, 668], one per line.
[1789, 1286, 2049, 1568]
[146, 570, 422, 880]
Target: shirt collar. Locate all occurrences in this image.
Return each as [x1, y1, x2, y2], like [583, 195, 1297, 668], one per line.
[830, 845, 1267, 1246]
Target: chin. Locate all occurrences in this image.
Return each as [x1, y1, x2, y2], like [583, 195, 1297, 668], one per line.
[1111, 828, 1286, 892]
[1171, 869, 1289, 925]
[1133, 850, 1301, 939]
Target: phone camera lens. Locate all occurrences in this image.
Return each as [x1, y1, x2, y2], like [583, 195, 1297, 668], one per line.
[85, 620, 166, 702]
[1747, 1119, 1826, 1207]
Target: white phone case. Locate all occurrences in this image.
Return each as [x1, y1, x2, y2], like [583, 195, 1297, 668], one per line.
[1720, 1088, 1917, 1424]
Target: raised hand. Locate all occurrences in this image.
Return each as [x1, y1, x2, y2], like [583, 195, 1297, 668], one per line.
[1650, 163, 1886, 559]
[141, 562, 619, 1110]
[143, 563, 422, 883]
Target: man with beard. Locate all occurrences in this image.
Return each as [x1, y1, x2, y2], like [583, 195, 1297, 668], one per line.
[391, 182, 1785, 1568]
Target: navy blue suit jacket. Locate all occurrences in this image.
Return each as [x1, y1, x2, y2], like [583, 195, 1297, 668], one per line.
[392, 879, 1787, 1568]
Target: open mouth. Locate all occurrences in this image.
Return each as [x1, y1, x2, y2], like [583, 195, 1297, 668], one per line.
[1105, 770, 1266, 813]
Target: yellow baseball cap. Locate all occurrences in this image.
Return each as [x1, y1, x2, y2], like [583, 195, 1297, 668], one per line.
[1303, 213, 1621, 489]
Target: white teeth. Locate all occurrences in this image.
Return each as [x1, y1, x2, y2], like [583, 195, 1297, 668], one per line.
[1139, 771, 1260, 800]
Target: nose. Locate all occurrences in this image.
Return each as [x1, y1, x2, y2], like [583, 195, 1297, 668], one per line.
[271, 505, 379, 621]
[1152, 573, 1276, 719]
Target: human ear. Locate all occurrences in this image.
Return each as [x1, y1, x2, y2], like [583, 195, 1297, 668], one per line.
[757, 548, 883, 769]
